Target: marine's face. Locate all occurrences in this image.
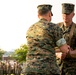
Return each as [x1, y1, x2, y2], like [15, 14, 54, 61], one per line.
[62, 11, 75, 23]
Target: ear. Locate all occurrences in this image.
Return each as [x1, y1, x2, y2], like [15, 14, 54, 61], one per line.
[73, 12, 75, 17]
[48, 11, 51, 17]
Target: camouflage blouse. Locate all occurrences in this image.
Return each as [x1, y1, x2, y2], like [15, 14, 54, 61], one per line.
[25, 19, 64, 74]
[58, 22, 76, 49]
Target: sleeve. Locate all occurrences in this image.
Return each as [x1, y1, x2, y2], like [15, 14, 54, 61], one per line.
[53, 25, 66, 47]
[56, 38, 66, 47]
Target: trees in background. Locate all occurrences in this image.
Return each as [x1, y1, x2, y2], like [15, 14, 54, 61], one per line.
[0, 49, 5, 60]
[12, 44, 28, 63]
[0, 44, 28, 63]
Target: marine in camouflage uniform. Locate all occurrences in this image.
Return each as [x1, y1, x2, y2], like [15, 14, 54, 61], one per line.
[25, 4, 69, 75]
[0, 61, 3, 75]
[57, 3, 76, 75]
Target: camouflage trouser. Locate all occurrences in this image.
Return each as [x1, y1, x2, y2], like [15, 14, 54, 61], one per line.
[57, 58, 76, 75]
[61, 63, 76, 75]
[61, 66, 76, 75]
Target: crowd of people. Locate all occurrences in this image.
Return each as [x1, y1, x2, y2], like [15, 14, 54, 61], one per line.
[0, 60, 22, 75]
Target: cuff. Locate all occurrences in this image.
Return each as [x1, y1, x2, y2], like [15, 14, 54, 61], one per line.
[56, 38, 66, 47]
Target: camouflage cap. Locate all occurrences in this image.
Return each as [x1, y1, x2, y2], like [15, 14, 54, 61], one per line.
[62, 3, 75, 15]
[37, 4, 53, 16]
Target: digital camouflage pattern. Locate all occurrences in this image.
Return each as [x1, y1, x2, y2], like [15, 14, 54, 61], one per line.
[37, 4, 53, 16]
[62, 3, 75, 15]
[57, 22, 76, 75]
[25, 18, 64, 75]
[37, 4, 52, 11]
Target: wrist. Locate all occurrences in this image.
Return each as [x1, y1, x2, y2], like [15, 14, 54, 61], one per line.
[66, 50, 71, 58]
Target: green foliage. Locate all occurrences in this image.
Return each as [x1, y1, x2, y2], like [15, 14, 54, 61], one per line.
[0, 49, 5, 60]
[12, 44, 28, 62]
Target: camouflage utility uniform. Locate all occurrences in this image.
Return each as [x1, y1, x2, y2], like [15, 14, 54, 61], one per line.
[25, 18, 66, 75]
[58, 22, 76, 75]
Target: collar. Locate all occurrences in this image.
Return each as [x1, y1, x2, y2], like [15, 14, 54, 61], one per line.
[63, 22, 73, 34]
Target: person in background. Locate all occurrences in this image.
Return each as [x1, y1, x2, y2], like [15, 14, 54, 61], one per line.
[25, 4, 70, 75]
[56, 3, 76, 75]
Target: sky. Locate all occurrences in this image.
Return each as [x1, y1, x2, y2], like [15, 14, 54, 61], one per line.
[0, 0, 76, 51]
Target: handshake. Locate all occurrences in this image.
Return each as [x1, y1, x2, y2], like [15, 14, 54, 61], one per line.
[56, 47, 76, 60]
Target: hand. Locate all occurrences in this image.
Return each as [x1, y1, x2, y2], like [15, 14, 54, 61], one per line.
[56, 52, 66, 60]
[61, 47, 73, 59]
[66, 48, 73, 58]
[67, 45, 71, 49]
[68, 49, 76, 58]
[56, 52, 62, 59]
[61, 53, 67, 60]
